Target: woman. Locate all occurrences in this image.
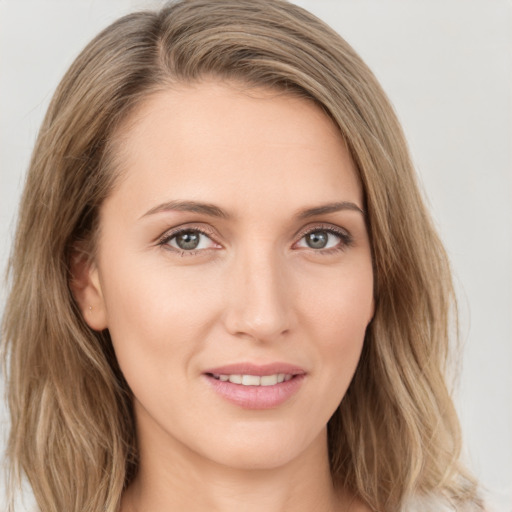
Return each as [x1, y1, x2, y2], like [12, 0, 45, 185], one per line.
[1, 1, 483, 511]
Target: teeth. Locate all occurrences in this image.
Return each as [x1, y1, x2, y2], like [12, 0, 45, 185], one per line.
[242, 374, 260, 386]
[260, 374, 278, 386]
[214, 373, 293, 386]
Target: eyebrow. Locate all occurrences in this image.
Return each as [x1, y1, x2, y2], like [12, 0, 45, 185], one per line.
[296, 201, 365, 219]
[141, 200, 230, 220]
[140, 199, 365, 220]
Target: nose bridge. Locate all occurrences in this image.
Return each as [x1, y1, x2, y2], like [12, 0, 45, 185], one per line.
[223, 241, 293, 342]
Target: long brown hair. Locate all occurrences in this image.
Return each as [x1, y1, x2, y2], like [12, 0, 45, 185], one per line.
[2, 1, 481, 510]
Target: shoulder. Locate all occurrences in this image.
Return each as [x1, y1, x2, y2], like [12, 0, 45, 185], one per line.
[401, 494, 484, 512]
[339, 491, 484, 512]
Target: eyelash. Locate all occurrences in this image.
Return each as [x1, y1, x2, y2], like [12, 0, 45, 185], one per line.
[157, 223, 353, 257]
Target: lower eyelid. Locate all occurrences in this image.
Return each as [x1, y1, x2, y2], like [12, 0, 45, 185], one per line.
[158, 233, 213, 257]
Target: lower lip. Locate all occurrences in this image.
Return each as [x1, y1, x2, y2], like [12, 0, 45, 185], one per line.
[204, 374, 305, 409]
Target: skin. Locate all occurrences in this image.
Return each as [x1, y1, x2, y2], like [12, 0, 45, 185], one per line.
[74, 81, 374, 512]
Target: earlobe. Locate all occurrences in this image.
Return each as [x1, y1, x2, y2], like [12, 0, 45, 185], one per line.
[69, 250, 108, 331]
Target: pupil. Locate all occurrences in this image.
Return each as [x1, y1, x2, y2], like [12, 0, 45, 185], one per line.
[307, 231, 327, 249]
[177, 231, 200, 250]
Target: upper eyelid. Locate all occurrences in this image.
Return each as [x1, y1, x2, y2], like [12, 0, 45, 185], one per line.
[157, 224, 217, 244]
[296, 223, 350, 238]
[158, 222, 349, 239]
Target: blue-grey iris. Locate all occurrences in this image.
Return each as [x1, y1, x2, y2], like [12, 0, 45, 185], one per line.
[306, 231, 328, 249]
[176, 231, 201, 250]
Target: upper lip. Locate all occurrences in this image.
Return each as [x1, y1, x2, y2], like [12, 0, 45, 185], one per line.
[203, 362, 306, 376]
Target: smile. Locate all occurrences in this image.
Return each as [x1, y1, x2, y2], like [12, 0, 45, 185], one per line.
[210, 373, 293, 386]
[203, 363, 306, 409]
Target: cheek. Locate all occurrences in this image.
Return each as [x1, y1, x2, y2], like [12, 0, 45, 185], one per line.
[303, 262, 373, 387]
[305, 258, 373, 333]
[98, 255, 218, 387]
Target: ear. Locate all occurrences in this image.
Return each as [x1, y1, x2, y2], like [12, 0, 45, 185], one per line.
[69, 249, 108, 331]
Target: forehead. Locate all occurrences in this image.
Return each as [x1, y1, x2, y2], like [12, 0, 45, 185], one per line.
[104, 80, 363, 220]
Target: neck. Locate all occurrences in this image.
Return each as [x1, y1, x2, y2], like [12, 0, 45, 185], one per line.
[122, 410, 345, 512]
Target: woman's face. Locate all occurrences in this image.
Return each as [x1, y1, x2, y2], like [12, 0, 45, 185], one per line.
[81, 81, 374, 470]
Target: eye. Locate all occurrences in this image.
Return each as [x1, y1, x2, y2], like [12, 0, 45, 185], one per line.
[158, 227, 220, 256]
[295, 225, 353, 254]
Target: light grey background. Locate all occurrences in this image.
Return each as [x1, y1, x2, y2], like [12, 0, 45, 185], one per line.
[1, 1, 510, 510]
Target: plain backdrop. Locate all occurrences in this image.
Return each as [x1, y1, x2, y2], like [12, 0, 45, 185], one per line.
[0, 1, 511, 510]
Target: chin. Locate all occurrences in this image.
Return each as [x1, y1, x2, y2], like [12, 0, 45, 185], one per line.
[195, 423, 326, 471]
[209, 446, 301, 471]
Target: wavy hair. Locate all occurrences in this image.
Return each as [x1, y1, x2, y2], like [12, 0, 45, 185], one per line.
[2, 1, 481, 511]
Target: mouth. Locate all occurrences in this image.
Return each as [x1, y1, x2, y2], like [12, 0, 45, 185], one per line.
[203, 363, 306, 409]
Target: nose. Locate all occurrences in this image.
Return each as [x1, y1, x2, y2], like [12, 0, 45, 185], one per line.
[222, 245, 295, 343]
